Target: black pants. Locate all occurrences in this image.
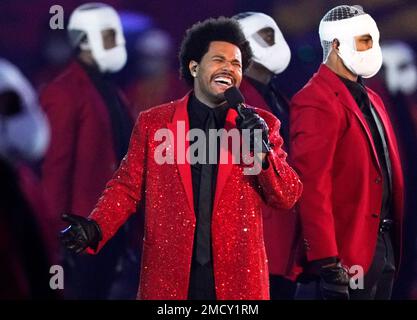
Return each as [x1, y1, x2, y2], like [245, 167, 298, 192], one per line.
[63, 225, 139, 300]
[296, 232, 396, 300]
[349, 232, 395, 300]
[188, 259, 216, 300]
[270, 275, 297, 300]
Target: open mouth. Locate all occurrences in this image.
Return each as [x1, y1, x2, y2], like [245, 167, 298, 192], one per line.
[213, 75, 234, 89]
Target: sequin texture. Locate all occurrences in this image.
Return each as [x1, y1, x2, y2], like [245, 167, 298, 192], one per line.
[88, 94, 302, 300]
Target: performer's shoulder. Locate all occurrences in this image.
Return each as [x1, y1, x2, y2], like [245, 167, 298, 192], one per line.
[142, 100, 176, 116]
[139, 96, 185, 123]
[41, 62, 85, 94]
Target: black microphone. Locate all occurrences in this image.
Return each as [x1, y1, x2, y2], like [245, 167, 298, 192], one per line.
[224, 86, 271, 153]
[224, 86, 246, 119]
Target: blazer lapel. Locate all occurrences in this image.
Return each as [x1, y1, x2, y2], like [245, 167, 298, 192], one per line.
[318, 65, 381, 170]
[166, 95, 240, 217]
[368, 94, 399, 163]
[166, 94, 195, 219]
[213, 107, 239, 214]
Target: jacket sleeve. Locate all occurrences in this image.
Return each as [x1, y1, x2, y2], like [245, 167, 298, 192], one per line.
[87, 112, 148, 252]
[289, 98, 341, 261]
[256, 114, 303, 210]
[40, 85, 79, 227]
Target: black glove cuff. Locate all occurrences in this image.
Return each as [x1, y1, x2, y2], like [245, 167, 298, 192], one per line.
[306, 256, 339, 275]
[87, 219, 102, 251]
[320, 262, 349, 285]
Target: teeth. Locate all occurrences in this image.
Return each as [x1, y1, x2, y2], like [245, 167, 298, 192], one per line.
[214, 76, 232, 85]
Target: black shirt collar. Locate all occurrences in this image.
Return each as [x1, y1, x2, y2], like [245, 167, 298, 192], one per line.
[338, 75, 369, 110]
[188, 93, 229, 129]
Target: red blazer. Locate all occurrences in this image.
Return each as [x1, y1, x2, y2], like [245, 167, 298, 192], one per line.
[40, 61, 125, 234]
[88, 93, 302, 300]
[240, 78, 299, 276]
[289, 64, 404, 277]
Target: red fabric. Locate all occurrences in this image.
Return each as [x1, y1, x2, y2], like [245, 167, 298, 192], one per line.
[40, 61, 123, 235]
[240, 78, 299, 276]
[0, 163, 55, 299]
[289, 64, 404, 278]
[87, 93, 302, 299]
[17, 164, 59, 265]
[239, 79, 270, 112]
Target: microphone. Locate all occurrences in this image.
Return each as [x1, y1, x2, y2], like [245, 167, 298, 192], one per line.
[224, 86, 246, 119]
[224, 86, 271, 153]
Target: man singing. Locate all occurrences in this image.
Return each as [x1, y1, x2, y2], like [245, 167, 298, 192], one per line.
[61, 17, 302, 300]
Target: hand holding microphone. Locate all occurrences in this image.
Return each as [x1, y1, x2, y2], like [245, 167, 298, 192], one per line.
[224, 86, 271, 154]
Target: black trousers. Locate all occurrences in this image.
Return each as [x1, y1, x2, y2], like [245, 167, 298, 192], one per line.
[296, 231, 396, 300]
[270, 275, 297, 300]
[349, 231, 395, 299]
[188, 259, 216, 300]
[63, 225, 139, 300]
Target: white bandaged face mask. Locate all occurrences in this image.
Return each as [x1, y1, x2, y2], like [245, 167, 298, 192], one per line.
[337, 38, 383, 78]
[237, 12, 291, 74]
[320, 13, 383, 78]
[0, 59, 50, 162]
[68, 4, 127, 73]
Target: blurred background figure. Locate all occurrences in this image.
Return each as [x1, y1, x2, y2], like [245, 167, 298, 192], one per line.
[368, 41, 417, 299]
[34, 26, 73, 88]
[39, 3, 139, 299]
[234, 12, 297, 299]
[116, 11, 187, 118]
[0, 58, 56, 299]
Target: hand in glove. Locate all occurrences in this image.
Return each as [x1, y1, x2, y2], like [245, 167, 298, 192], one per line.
[319, 262, 350, 300]
[60, 213, 102, 254]
[235, 107, 271, 154]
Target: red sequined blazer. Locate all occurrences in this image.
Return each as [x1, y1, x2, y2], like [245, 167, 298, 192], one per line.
[88, 93, 302, 299]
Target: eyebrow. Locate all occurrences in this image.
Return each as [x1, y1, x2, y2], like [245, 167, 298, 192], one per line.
[212, 55, 241, 64]
[359, 34, 372, 40]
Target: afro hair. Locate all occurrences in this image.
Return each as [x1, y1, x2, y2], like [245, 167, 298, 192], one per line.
[179, 16, 253, 86]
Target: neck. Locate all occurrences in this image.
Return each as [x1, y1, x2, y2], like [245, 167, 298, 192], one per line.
[193, 89, 225, 109]
[325, 51, 358, 82]
[245, 62, 274, 85]
[78, 51, 98, 69]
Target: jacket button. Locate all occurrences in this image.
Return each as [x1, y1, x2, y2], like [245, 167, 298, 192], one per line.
[375, 177, 382, 184]
[372, 213, 379, 218]
[303, 238, 310, 250]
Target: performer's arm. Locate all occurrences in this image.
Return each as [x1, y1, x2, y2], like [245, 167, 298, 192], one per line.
[87, 112, 148, 252]
[289, 100, 340, 261]
[256, 114, 303, 210]
[61, 112, 148, 254]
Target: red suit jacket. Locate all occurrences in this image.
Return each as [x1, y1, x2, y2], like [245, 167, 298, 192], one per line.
[240, 78, 299, 276]
[289, 64, 404, 278]
[88, 93, 302, 300]
[40, 61, 125, 233]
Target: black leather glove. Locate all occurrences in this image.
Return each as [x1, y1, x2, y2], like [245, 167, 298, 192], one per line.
[60, 213, 102, 254]
[319, 262, 350, 300]
[235, 107, 271, 154]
